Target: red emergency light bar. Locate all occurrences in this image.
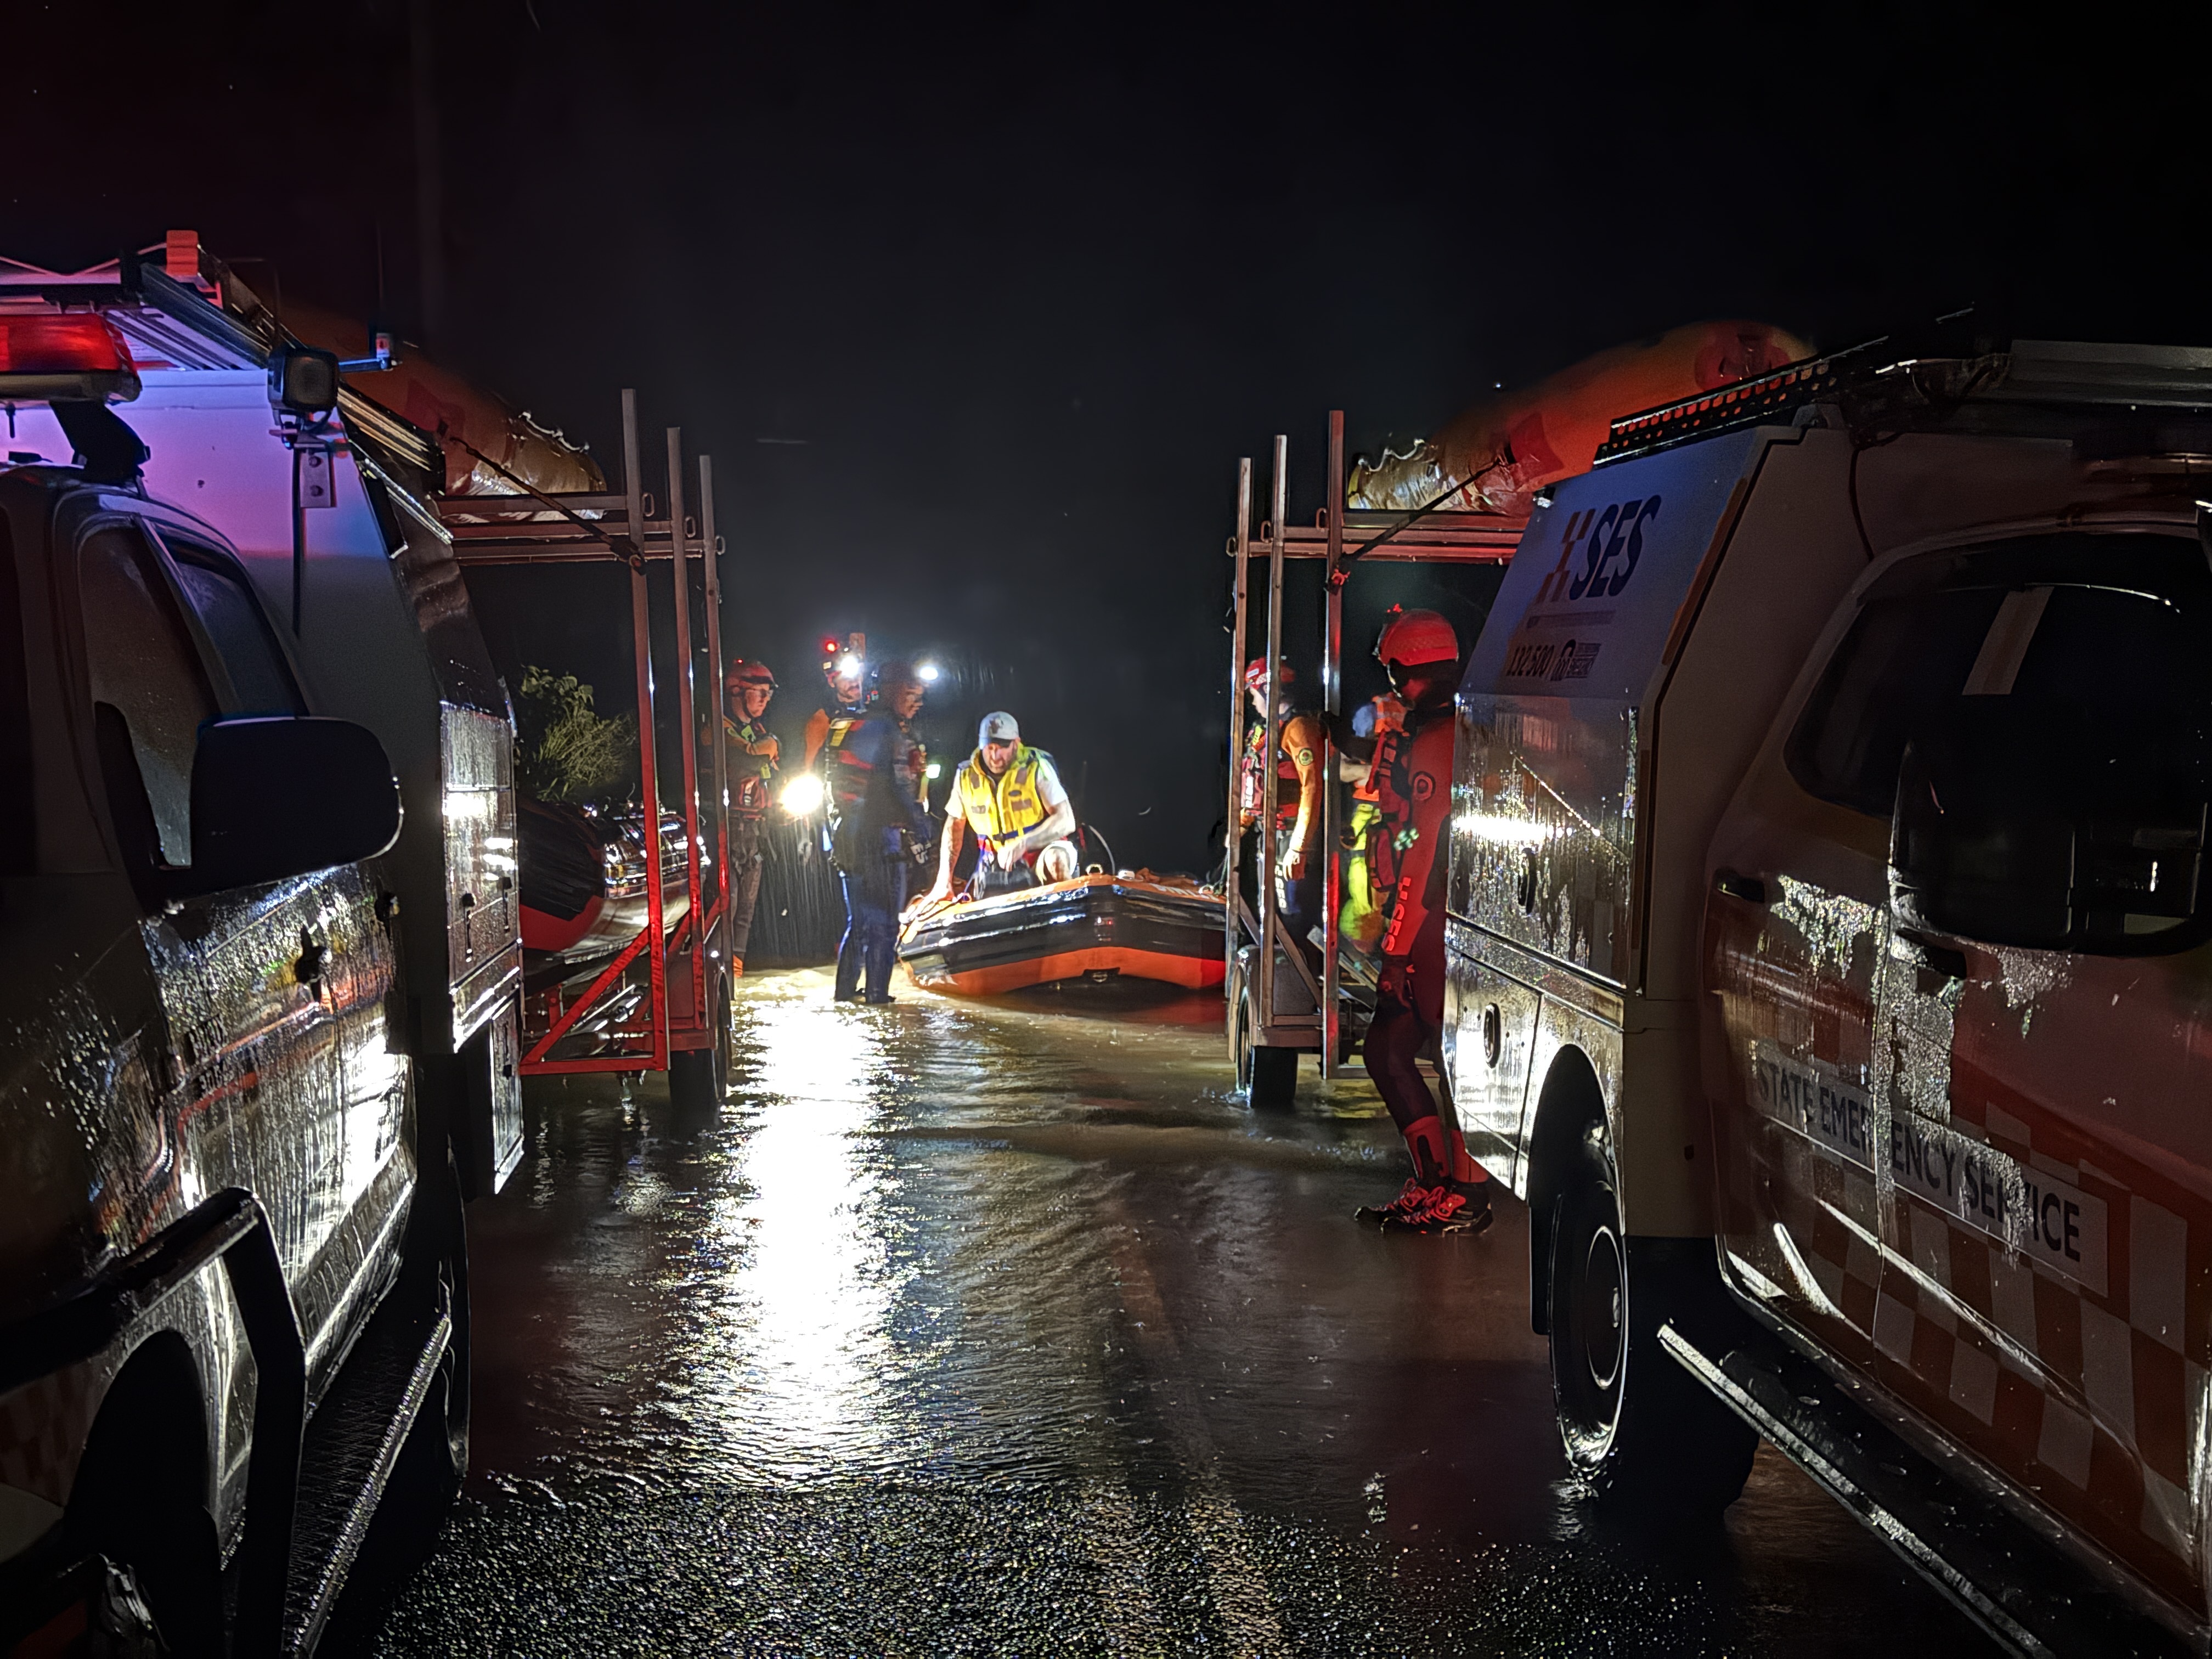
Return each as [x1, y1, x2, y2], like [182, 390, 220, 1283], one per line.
[0, 313, 141, 403]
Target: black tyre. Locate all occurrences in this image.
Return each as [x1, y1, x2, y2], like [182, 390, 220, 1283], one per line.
[1245, 1043, 1298, 1110]
[399, 1156, 471, 1504]
[1232, 974, 1299, 1110]
[1548, 1120, 1756, 1513]
[64, 1354, 223, 1658]
[669, 968, 732, 1109]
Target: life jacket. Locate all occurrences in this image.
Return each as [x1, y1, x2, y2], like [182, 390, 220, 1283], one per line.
[956, 744, 1054, 854]
[820, 707, 866, 822]
[1239, 712, 1323, 856]
[1239, 722, 1297, 826]
[724, 715, 779, 818]
[1350, 694, 1405, 806]
[1367, 705, 1452, 957]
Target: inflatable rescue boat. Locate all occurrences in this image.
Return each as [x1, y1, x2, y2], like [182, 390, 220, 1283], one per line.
[518, 795, 690, 971]
[898, 871, 1227, 995]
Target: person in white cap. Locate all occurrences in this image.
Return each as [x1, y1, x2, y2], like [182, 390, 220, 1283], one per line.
[921, 711, 1080, 902]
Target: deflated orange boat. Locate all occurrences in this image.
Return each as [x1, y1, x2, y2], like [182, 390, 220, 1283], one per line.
[898, 871, 1227, 996]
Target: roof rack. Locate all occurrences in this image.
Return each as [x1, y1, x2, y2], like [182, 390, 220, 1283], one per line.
[438, 395, 732, 1079]
[1595, 335, 2212, 466]
[1224, 414, 1526, 1088]
[1593, 351, 1853, 463]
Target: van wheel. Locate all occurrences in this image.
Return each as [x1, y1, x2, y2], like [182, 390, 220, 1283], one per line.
[669, 968, 732, 1109]
[401, 1157, 471, 1503]
[64, 1355, 223, 1657]
[1548, 1121, 1756, 1514]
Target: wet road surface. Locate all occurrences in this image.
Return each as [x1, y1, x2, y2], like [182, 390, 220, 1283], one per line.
[349, 968, 1994, 1655]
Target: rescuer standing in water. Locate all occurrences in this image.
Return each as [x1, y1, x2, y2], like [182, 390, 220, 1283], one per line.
[1347, 609, 1493, 1234]
[1237, 659, 1327, 952]
[827, 660, 932, 1003]
[921, 711, 1080, 904]
[721, 659, 779, 973]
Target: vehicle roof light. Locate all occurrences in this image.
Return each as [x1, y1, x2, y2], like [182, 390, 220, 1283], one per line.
[0, 313, 141, 402]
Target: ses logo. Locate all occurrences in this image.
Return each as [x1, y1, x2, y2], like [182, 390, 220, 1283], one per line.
[1526, 496, 1662, 606]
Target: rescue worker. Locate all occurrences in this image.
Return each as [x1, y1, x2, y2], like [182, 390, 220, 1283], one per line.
[1345, 608, 1494, 1235]
[802, 643, 872, 987]
[1237, 659, 1327, 950]
[720, 658, 779, 973]
[1336, 691, 1402, 950]
[921, 712, 1079, 904]
[826, 659, 932, 1003]
[803, 635, 867, 772]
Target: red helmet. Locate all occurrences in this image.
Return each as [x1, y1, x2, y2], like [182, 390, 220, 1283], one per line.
[1243, 657, 1295, 693]
[726, 658, 777, 691]
[1375, 607, 1458, 668]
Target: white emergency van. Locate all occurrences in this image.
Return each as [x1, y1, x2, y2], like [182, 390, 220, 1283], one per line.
[0, 243, 522, 1655]
[1447, 337, 2212, 1654]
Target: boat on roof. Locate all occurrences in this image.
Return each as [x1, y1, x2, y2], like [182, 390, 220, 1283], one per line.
[898, 870, 1227, 996]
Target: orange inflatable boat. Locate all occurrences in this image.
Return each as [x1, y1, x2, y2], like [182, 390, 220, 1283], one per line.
[898, 872, 1227, 996]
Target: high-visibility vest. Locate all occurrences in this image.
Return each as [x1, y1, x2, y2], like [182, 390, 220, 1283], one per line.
[956, 745, 1054, 851]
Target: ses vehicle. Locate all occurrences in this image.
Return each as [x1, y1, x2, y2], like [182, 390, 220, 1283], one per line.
[0, 243, 526, 1655]
[1449, 337, 2212, 1653]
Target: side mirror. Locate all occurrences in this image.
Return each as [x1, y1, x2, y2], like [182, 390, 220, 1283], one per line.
[1891, 703, 2207, 956]
[185, 718, 402, 894]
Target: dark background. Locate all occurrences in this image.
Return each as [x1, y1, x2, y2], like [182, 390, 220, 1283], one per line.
[7, 2, 2205, 868]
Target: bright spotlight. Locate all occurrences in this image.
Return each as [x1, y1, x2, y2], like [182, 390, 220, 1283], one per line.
[924, 761, 943, 780]
[918, 661, 941, 682]
[780, 774, 826, 815]
[837, 653, 861, 676]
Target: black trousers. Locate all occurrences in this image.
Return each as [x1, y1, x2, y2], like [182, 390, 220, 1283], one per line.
[1363, 955, 1443, 1136]
[727, 817, 764, 961]
[835, 853, 907, 1001]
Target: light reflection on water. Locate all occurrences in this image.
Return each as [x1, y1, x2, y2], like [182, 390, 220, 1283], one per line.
[425, 971, 1995, 1657]
[494, 971, 1409, 1500]
[686, 998, 916, 1485]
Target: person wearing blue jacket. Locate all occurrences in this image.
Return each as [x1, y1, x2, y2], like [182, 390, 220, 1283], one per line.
[825, 660, 933, 1002]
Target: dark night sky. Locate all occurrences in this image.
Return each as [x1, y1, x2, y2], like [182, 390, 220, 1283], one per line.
[8, 2, 2207, 866]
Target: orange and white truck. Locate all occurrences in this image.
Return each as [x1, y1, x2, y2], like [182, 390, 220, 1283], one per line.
[1447, 335, 2212, 1652]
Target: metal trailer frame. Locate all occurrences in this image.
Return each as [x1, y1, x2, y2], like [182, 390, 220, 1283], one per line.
[1225, 413, 1521, 1082]
[440, 390, 732, 1076]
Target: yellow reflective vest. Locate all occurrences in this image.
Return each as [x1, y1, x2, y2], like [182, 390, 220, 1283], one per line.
[955, 744, 1054, 850]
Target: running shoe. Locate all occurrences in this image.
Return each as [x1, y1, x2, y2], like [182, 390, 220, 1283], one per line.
[1352, 1177, 1435, 1227]
[1383, 1180, 1494, 1235]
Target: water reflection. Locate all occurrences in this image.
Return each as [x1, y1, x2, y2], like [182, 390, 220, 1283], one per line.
[399, 969, 1988, 1658]
[690, 997, 910, 1484]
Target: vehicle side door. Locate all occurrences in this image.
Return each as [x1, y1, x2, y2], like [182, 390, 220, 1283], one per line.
[1714, 526, 2212, 1616]
[1872, 533, 2212, 1614]
[70, 517, 359, 1373]
[1699, 580, 2008, 1365]
[152, 523, 413, 1361]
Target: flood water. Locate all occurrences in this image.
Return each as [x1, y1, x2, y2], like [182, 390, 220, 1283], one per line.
[349, 968, 1990, 1655]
